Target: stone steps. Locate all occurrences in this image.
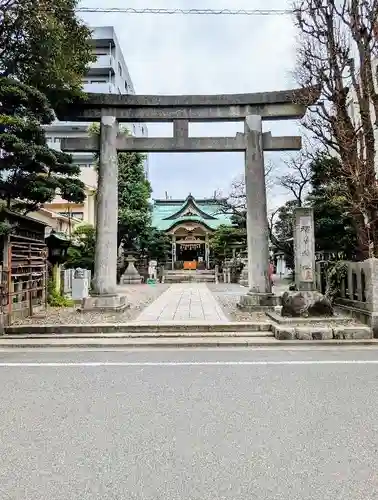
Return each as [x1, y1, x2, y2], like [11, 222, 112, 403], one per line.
[5, 319, 373, 341]
[164, 270, 216, 283]
[4, 321, 272, 335]
[164, 277, 216, 282]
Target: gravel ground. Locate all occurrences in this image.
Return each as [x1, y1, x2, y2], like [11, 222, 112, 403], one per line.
[207, 283, 268, 322]
[12, 284, 170, 325]
[208, 283, 360, 325]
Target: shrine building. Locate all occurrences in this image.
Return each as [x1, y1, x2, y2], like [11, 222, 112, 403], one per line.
[151, 194, 232, 269]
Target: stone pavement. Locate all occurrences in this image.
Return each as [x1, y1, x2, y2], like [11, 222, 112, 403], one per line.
[135, 283, 228, 322]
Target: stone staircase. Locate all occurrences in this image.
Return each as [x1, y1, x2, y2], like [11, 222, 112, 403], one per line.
[2, 321, 275, 347]
[163, 269, 216, 283]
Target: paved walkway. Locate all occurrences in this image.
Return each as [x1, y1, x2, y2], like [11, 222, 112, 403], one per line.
[135, 283, 228, 323]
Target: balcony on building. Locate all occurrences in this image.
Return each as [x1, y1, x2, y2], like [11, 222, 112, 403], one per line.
[71, 152, 96, 166]
[83, 82, 116, 94]
[90, 26, 117, 48]
[87, 54, 116, 76]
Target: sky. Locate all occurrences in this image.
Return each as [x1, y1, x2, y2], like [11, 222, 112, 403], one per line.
[79, 0, 301, 210]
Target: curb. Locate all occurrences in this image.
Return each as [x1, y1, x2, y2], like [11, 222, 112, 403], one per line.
[2, 332, 273, 340]
[0, 338, 378, 349]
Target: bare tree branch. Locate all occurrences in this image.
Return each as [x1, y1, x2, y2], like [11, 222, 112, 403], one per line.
[215, 160, 275, 220]
[276, 152, 312, 206]
[293, 0, 378, 258]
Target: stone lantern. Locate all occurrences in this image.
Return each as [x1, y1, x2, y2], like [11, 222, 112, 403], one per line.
[121, 255, 142, 284]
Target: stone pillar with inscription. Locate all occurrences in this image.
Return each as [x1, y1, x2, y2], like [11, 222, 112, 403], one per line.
[280, 206, 334, 319]
[294, 207, 316, 291]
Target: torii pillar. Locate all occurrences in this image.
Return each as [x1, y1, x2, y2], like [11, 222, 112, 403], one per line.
[81, 113, 127, 311]
[238, 115, 277, 310]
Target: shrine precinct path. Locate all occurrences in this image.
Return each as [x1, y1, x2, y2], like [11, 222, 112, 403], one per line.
[135, 283, 228, 323]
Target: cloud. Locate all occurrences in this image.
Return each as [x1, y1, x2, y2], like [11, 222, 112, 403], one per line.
[79, 0, 299, 209]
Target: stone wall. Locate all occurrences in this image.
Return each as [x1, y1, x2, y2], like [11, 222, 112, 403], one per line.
[316, 258, 378, 336]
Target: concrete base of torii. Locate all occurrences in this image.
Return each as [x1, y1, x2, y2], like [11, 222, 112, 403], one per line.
[238, 291, 280, 311]
[238, 262, 280, 310]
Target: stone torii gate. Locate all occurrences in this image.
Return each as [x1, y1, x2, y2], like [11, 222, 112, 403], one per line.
[60, 88, 317, 311]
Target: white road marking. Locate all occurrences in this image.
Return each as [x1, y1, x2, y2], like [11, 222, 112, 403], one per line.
[0, 346, 377, 354]
[0, 360, 377, 367]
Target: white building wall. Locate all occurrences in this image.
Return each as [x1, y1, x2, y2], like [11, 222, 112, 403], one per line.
[44, 26, 149, 223]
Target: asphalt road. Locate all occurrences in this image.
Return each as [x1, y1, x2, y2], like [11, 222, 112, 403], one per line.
[1, 346, 378, 500]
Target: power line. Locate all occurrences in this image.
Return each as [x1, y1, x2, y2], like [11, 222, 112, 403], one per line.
[77, 7, 292, 16]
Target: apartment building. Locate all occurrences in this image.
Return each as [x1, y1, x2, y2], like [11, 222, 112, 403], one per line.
[44, 26, 149, 225]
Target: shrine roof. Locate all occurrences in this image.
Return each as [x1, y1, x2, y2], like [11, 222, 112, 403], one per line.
[152, 194, 232, 231]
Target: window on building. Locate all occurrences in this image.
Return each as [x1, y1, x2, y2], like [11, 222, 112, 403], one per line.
[58, 211, 84, 220]
[72, 212, 84, 220]
[90, 79, 107, 84]
[125, 81, 128, 92]
[54, 137, 61, 143]
[118, 62, 122, 76]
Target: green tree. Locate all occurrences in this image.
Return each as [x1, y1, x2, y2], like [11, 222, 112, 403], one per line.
[139, 228, 171, 262]
[0, 1, 94, 212]
[270, 200, 297, 270]
[309, 154, 357, 259]
[89, 124, 152, 252]
[118, 151, 152, 251]
[0, 0, 95, 109]
[210, 225, 246, 261]
[0, 77, 85, 213]
[270, 154, 359, 267]
[66, 224, 96, 272]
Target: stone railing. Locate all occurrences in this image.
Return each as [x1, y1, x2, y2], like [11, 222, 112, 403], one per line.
[316, 258, 378, 335]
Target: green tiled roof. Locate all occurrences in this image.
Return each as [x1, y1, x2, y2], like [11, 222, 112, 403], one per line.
[151, 194, 232, 231]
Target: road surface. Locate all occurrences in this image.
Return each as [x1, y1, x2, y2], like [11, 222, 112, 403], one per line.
[1, 346, 378, 499]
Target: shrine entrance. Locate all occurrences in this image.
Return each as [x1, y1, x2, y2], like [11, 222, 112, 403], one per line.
[177, 243, 204, 263]
[176, 238, 205, 270]
[60, 86, 317, 311]
[169, 221, 211, 270]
